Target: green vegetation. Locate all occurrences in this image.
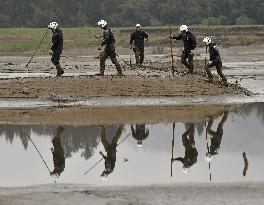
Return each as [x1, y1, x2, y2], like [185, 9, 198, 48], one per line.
[1, 0, 264, 27]
[1, 25, 264, 55]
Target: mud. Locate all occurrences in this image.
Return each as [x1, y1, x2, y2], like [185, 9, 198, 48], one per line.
[0, 45, 263, 108]
[0, 103, 243, 125]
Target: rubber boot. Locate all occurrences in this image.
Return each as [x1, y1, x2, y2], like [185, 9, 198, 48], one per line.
[116, 62, 123, 76]
[95, 67, 104, 76]
[56, 64, 64, 76]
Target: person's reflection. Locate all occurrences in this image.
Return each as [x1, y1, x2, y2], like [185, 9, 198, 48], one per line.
[173, 123, 198, 174]
[50, 126, 65, 179]
[99, 124, 124, 178]
[206, 111, 228, 160]
[131, 124, 149, 147]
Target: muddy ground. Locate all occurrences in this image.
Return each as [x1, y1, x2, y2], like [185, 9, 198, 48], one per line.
[0, 45, 263, 125]
[0, 104, 242, 125]
[0, 46, 259, 102]
[1, 183, 264, 205]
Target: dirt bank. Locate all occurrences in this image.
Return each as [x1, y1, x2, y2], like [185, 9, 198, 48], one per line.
[0, 103, 242, 126]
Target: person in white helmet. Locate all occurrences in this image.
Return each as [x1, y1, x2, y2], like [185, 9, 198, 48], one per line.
[170, 25, 197, 74]
[130, 24, 149, 65]
[203, 37, 228, 86]
[48, 22, 64, 76]
[97, 20, 123, 76]
[50, 126, 65, 180]
[172, 124, 198, 174]
[99, 124, 124, 178]
[206, 111, 228, 159]
[131, 124, 149, 147]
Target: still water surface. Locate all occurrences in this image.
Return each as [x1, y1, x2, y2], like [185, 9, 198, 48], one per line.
[0, 103, 263, 187]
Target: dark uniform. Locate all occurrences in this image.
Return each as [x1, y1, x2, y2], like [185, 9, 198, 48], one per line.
[51, 28, 64, 76]
[100, 125, 123, 176]
[130, 30, 148, 65]
[99, 27, 123, 75]
[50, 126, 65, 177]
[173, 124, 198, 168]
[206, 42, 228, 86]
[173, 31, 197, 73]
[206, 112, 228, 156]
[131, 124, 149, 146]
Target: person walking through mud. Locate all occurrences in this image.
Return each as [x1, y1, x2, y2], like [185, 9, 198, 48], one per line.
[170, 25, 197, 74]
[205, 112, 228, 161]
[96, 20, 123, 76]
[99, 124, 124, 178]
[48, 22, 64, 76]
[203, 37, 228, 87]
[172, 123, 198, 174]
[50, 126, 65, 180]
[130, 24, 149, 66]
[131, 124, 149, 147]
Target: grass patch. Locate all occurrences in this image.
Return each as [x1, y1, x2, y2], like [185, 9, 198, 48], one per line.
[1, 25, 264, 55]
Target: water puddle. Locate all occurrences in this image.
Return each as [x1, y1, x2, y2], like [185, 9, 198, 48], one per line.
[0, 103, 263, 187]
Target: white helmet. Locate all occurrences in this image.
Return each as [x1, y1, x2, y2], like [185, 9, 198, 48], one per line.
[48, 22, 58, 30]
[182, 167, 190, 174]
[203, 37, 212, 46]
[137, 140, 143, 148]
[180, 25, 188, 32]
[136, 24, 141, 28]
[205, 153, 213, 162]
[98, 20, 107, 28]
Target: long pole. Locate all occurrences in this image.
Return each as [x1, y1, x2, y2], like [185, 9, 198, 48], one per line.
[205, 124, 212, 182]
[171, 122, 175, 177]
[169, 25, 175, 76]
[83, 133, 131, 176]
[27, 135, 51, 174]
[205, 45, 208, 70]
[25, 6, 61, 68]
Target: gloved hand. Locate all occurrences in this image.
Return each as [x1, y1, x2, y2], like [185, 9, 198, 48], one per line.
[209, 61, 212, 65]
[49, 51, 53, 55]
[145, 38, 148, 42]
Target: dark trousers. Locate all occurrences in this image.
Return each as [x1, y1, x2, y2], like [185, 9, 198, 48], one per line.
[133, 47, 144, 64]
[100, 50, 122, 74]
[205, 61, 227, 82]
[51, 52, 61, 65]
[181, 50, 194, 72]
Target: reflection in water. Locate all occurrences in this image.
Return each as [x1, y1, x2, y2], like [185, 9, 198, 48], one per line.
[131, 124, 149, 147]
[1, 103, 264, 186]
[206, 112, 228, 161]
[243, 152, 249, 177]
[99, 125, 124, 178]
[50, 126, 65, 179]
[172, 124, 198, 174]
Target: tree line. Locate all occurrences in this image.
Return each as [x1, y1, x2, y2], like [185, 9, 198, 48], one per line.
[0, 0, 264, 28]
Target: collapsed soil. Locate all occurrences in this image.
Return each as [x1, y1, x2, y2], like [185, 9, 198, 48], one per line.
[0, 56, 245, 102]
[0, 74, 235, 100]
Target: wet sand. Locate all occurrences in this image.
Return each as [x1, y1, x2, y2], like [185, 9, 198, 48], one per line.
[0, 103, 243, 125]
[1, 183, 264, 205]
